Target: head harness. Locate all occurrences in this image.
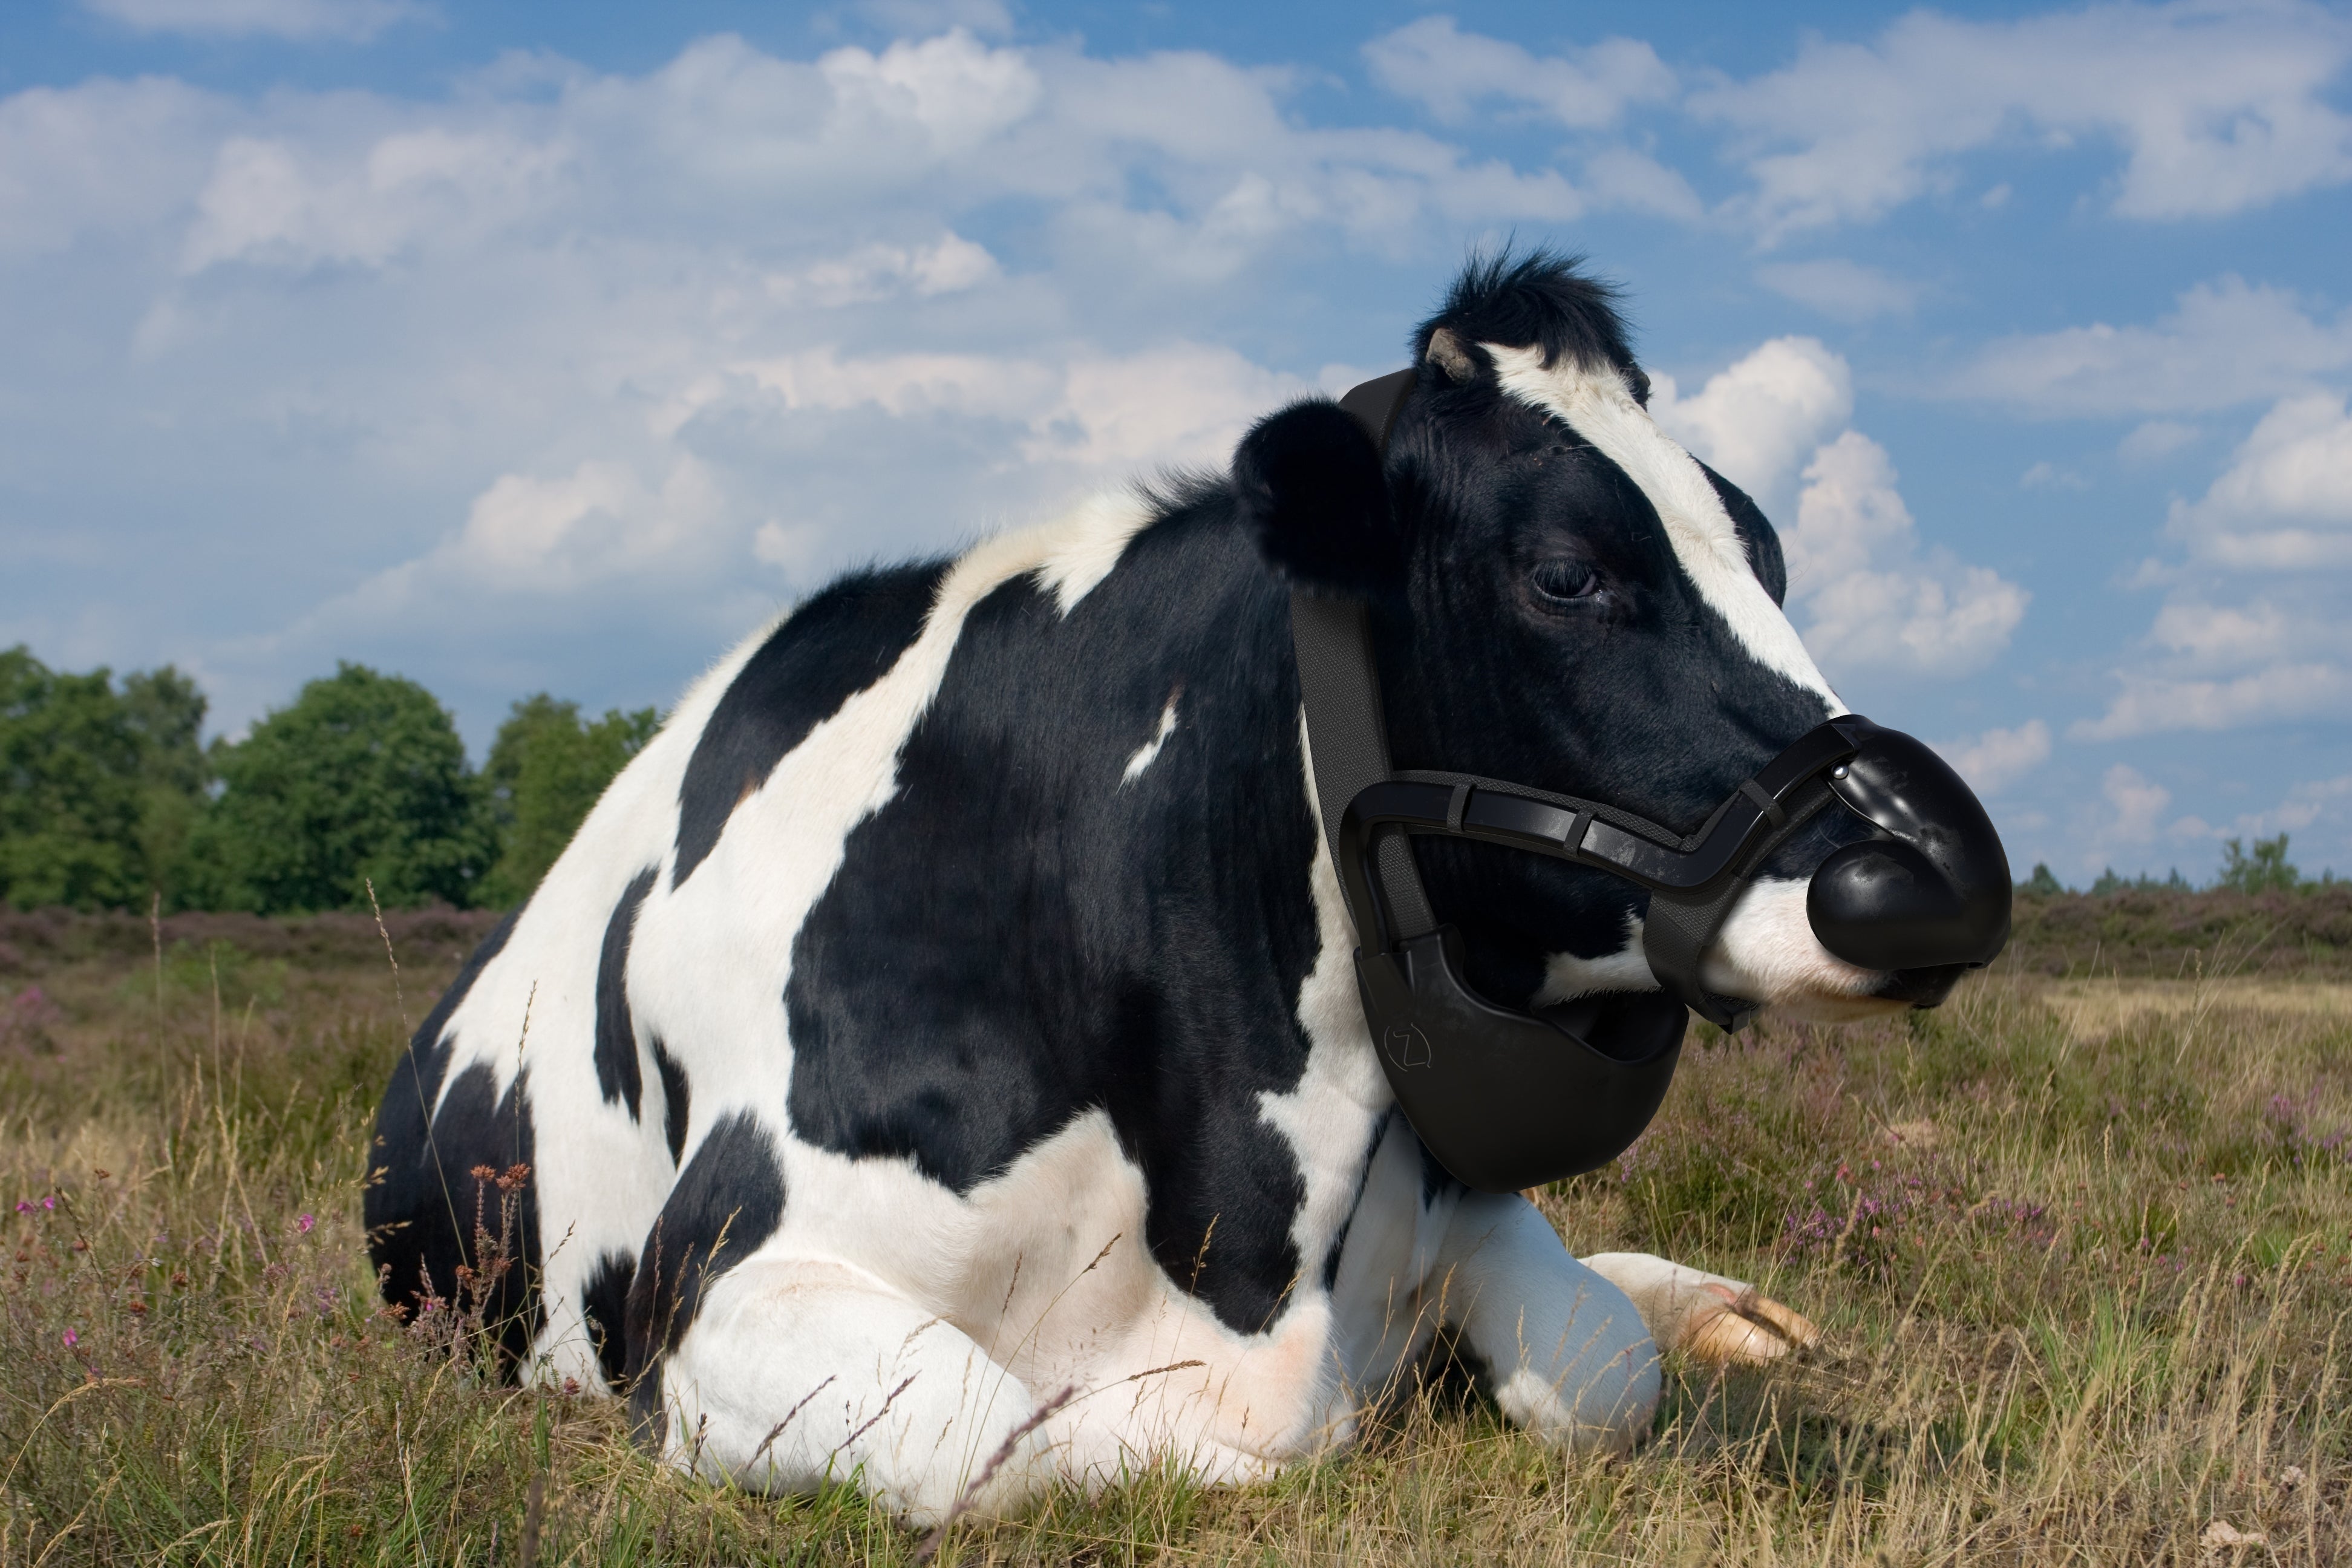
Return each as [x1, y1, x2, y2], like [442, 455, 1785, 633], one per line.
[1294, 368, 2008, 1194]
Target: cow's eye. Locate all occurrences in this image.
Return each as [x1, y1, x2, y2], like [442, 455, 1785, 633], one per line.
[1530, 559, 1601, 603]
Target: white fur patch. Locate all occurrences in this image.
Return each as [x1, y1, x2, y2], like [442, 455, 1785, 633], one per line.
[1120, 695, 1181, 785]
[1031, 489, 1157, 614]
[1535, 910, 1658, 1004]
[1482, 345, 1845, 713]
[1703, 876, 1887, 1021]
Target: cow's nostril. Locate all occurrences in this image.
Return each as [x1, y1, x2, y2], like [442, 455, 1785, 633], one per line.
[1806, 838, 2010, 973]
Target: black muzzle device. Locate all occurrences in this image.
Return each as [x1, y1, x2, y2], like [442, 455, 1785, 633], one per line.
[1298, 369, 2011, 1194]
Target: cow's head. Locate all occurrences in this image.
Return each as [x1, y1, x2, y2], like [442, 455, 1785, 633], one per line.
[1233, 251, 2010, 1026]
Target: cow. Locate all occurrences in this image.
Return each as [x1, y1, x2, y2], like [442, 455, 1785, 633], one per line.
[367, 251, 2007, 1526]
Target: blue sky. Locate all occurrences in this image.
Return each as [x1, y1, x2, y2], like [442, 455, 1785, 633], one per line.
[3, 0, 2349, 884]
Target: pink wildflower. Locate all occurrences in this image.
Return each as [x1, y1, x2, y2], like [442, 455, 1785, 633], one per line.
[41, 1196, 55, 1210]
[61, 1329, 77, 1348]
[298, 1214, 316, 1234]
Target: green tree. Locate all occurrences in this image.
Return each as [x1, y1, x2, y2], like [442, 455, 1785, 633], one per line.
[2216, 832, 2300, 894]
[183, 663, 491, 913]
[0, 645, 144, 909]
[121, 665, 209, 902]
[2019, 862, 2065, 897]
[478, 694, 660, 907]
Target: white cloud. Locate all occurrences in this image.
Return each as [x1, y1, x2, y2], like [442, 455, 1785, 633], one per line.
[1935, 719, 2051, 796]
[2075, 662, 2352, 740]
[1944, 276, 2352, 417]
[1650, 336, 1851, 506]
[2169, 391, 2352, 570]
[181, 128, 570, 273]
[2080, 393, 2352, 740]
[2020, 460, 2088, 491]
[764, 234, 998, 307]
[80, 0, 427, 42]
[2102, 763, 2172, 844]
[2118, 420, 2201, 464]
[0, 77, 227, 258]
[1577, 146, 1705, 221]
[1652, 339, 2026, 680]
[1363, 16, 1674, 128]
[439, 455, 727, 593]
[1754, 258, 1919, 322]
[1785, 431, 2029, 677]
[1690, 1, 2352, 241]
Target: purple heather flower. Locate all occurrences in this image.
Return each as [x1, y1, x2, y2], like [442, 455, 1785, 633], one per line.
[61, 1329, 77, 1348]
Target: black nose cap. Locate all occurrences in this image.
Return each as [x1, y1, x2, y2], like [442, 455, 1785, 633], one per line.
[1805, 717, 2013, 973]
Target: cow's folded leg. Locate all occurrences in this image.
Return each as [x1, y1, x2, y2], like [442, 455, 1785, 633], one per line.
[1578, 1252, 1821, 1367]
[643, 1257, 1054, 1527]
[1430, 1192, 1661, 1454]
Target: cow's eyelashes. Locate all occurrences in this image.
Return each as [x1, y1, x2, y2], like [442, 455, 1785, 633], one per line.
[1529, 559, 1602, 604]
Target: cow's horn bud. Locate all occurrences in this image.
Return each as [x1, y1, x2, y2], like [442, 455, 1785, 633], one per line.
[1426, 327, 1476, 383]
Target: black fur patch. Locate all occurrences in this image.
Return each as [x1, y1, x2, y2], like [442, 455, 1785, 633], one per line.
[785, 504, 1321, 1336]
[366, 910, 524, 1328]
[594, 867, 656, 1117]
[651, 1036, 690, 1166]
[671, 562, 947, 889]
[622, 1110, 787, 1429]
[371, 1061, 541, 1369]
[580, 1249, 635, 1391]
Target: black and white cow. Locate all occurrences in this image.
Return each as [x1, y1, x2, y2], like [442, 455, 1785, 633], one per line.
[369, 253, 1990, 1523]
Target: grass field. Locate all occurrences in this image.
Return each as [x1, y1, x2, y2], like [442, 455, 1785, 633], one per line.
[4, 894, 2351, 1565]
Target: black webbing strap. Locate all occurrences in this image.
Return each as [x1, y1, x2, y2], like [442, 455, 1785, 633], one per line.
[1293, 367, 1426, 946]
[1638, 775, 1837, 1028]
[1292, 592, 1434, 941]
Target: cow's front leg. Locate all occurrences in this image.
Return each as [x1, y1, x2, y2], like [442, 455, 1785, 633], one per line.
[640, 1256, 1053, 1527]
[1429, 1192, 1661, 1454]
[1579, 1253, 1821, 1367]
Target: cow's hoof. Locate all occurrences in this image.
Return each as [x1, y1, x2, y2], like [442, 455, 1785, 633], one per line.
[1677, 1282, 1820, 1367]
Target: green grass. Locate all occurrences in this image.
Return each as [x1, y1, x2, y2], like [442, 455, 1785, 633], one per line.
[4, 905, 2351, 1564]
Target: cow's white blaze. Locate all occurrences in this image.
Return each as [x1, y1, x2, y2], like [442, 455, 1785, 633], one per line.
[1482, 345, 1846, 714]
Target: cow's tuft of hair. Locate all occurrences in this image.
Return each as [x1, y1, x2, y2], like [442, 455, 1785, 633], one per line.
[1416, 248, 1648, 402]
[1230, 397, 1399, 593]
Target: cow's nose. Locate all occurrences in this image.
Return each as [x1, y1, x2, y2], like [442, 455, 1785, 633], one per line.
[1806, 839, 2007, 972]
[1800, 716, 2013, 975]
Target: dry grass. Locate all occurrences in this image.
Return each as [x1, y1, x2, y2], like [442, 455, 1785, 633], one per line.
[4, 916, 2351, 1565]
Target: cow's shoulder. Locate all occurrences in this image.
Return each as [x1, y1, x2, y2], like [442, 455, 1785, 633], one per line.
[781, 500, 1331, 1334]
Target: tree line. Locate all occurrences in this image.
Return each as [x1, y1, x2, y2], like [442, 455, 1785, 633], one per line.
[1, 645, 655, 915]
[2018, 832, 2331, 898]
[8, 641, 2336, 916]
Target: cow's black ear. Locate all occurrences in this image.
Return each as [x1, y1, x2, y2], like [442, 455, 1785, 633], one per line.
[1231, 398, 1400, 592]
